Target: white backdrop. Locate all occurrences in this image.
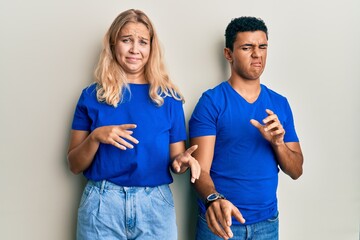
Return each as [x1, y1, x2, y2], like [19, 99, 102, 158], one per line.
[1, 0, 359, 239]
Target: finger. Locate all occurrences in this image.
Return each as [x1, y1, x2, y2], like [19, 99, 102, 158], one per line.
[113, 137, 134, 149]
[111, 140, 127, 150]
[171, 160, 181, 173]
[263, 115, 278, 124]
[264, 121, 279, 132]
[212, 201, 234, 239]
[269, 127, 285, 136]
[250, 119, 262, 129]
[189, 159, 201, 183]
[219, 203, 234, 238]
[119, 124, 137, 130]
[124, 135, 139, 144]
[231, 207, 246, 224]
[185, 144, 198, 155]
[117, 131, 139, 144]
[206, 208, 229, 239]
[265, 109, 274, 115]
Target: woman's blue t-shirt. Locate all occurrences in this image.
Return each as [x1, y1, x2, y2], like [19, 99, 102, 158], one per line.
[189, 81, 299, 224]
[71, 83, 186, 187]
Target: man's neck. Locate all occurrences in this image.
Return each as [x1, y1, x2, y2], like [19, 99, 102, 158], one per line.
[228, 77, 261, 103]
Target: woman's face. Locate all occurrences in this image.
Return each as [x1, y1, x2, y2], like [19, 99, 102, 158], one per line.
[114, 22, 151, 78]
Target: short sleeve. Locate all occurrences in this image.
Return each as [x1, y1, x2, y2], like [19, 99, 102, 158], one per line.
[169, 99, 187, 143]
[282, 98, 299, 143]
[189, 93, 218, 138]
[71, 90, 91, 131]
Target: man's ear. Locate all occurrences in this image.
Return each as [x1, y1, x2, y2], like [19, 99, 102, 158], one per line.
[224, 48, 233, 62]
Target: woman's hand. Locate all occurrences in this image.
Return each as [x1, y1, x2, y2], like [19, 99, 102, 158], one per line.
[171, 145, 201, 183]
[92, 124, 139, 150]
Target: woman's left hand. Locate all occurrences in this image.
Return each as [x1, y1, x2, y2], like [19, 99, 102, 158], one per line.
[171, 145, 201, 183]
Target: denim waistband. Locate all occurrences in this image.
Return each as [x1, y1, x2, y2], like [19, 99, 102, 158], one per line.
[87, 180, 162, 193]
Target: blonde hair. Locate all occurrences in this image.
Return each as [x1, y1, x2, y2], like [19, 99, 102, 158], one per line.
[94, 9, 183, 107]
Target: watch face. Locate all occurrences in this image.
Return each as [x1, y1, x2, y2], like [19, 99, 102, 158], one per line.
[207, 193, 219, 201]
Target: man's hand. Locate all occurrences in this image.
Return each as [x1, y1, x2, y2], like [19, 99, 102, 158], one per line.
[250, 109, 285, 146]
[205, 199, 245, 239]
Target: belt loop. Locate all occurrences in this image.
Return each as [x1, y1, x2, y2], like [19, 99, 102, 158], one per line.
[100, 180, 106, 194]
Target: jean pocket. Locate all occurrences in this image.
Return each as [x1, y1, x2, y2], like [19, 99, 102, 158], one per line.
[266, 211, 279, 222]
[156, 185, 175, 207]
[79, 183, 95, 209]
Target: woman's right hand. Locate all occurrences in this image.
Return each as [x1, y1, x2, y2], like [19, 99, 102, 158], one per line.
[92, 124, 139, 150]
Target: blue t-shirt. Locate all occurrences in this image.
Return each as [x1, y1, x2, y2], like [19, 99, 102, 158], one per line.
[189, 81, 299, 225]
[71, 83, 186, 187]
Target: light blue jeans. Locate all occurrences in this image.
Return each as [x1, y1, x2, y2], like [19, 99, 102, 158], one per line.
[77, 180, 177, 240]
[196, 212, 279, 240]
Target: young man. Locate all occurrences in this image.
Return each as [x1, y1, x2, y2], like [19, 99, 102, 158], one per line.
[189, 17, 303, 240]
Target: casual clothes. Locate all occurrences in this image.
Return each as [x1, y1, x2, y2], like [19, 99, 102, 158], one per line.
[71, 83, 186, 239]
[189, 81, 299, 225]
[72, 83, 186, 187]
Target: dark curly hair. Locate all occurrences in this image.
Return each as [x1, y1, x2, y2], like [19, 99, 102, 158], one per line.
[225, 16, 268, 51]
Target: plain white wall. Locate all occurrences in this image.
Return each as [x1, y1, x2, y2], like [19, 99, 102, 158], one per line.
[1, 0, 359, 239]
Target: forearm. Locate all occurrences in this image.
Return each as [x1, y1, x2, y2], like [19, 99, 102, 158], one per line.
[193, 171, 217, 201]
[67, 133, 100, 174]
[273, 142, 303, 179]
[169, 141, 188, 174]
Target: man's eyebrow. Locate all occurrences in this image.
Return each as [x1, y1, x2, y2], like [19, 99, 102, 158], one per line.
[240, 43, 254, 47]
[239, 43, 268, 47]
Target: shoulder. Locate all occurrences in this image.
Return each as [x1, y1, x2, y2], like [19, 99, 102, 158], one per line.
[76, 83, 99, 106]
[82, 83, 97, 96]
[163, 95, 183, 108]
[200, 81, 229, 100]
[261, 84, 288, 102]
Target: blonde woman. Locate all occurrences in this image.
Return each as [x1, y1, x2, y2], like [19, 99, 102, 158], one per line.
[67, 9, 200, 240]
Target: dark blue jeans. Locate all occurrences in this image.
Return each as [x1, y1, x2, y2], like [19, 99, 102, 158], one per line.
[196, 212, 279, 240]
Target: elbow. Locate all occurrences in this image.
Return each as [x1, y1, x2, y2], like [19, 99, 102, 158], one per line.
[68, 164, 82, 175]
[69, 166, 82, 175]
[67, 155, 82, 175]
[290, 168, 303, 180]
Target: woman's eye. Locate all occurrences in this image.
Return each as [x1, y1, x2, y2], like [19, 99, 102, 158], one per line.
[139, 40, 148, 45]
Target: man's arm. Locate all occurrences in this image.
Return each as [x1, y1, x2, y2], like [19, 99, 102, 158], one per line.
[250, 109, 303, 179]
[191, 136, 245, 240]
[272, 142, 303, 179]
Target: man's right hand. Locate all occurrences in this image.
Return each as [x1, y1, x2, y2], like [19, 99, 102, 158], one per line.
[205, 199, 245, 239]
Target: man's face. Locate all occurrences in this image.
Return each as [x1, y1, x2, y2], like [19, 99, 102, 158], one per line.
[225, 31, 268, 81]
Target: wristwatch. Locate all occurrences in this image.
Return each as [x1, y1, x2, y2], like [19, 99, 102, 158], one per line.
[205, 193, 225, 209]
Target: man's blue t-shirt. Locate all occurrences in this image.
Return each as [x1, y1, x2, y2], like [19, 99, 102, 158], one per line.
[189, 81, 299, 225]
[71, 83, 186, 187]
